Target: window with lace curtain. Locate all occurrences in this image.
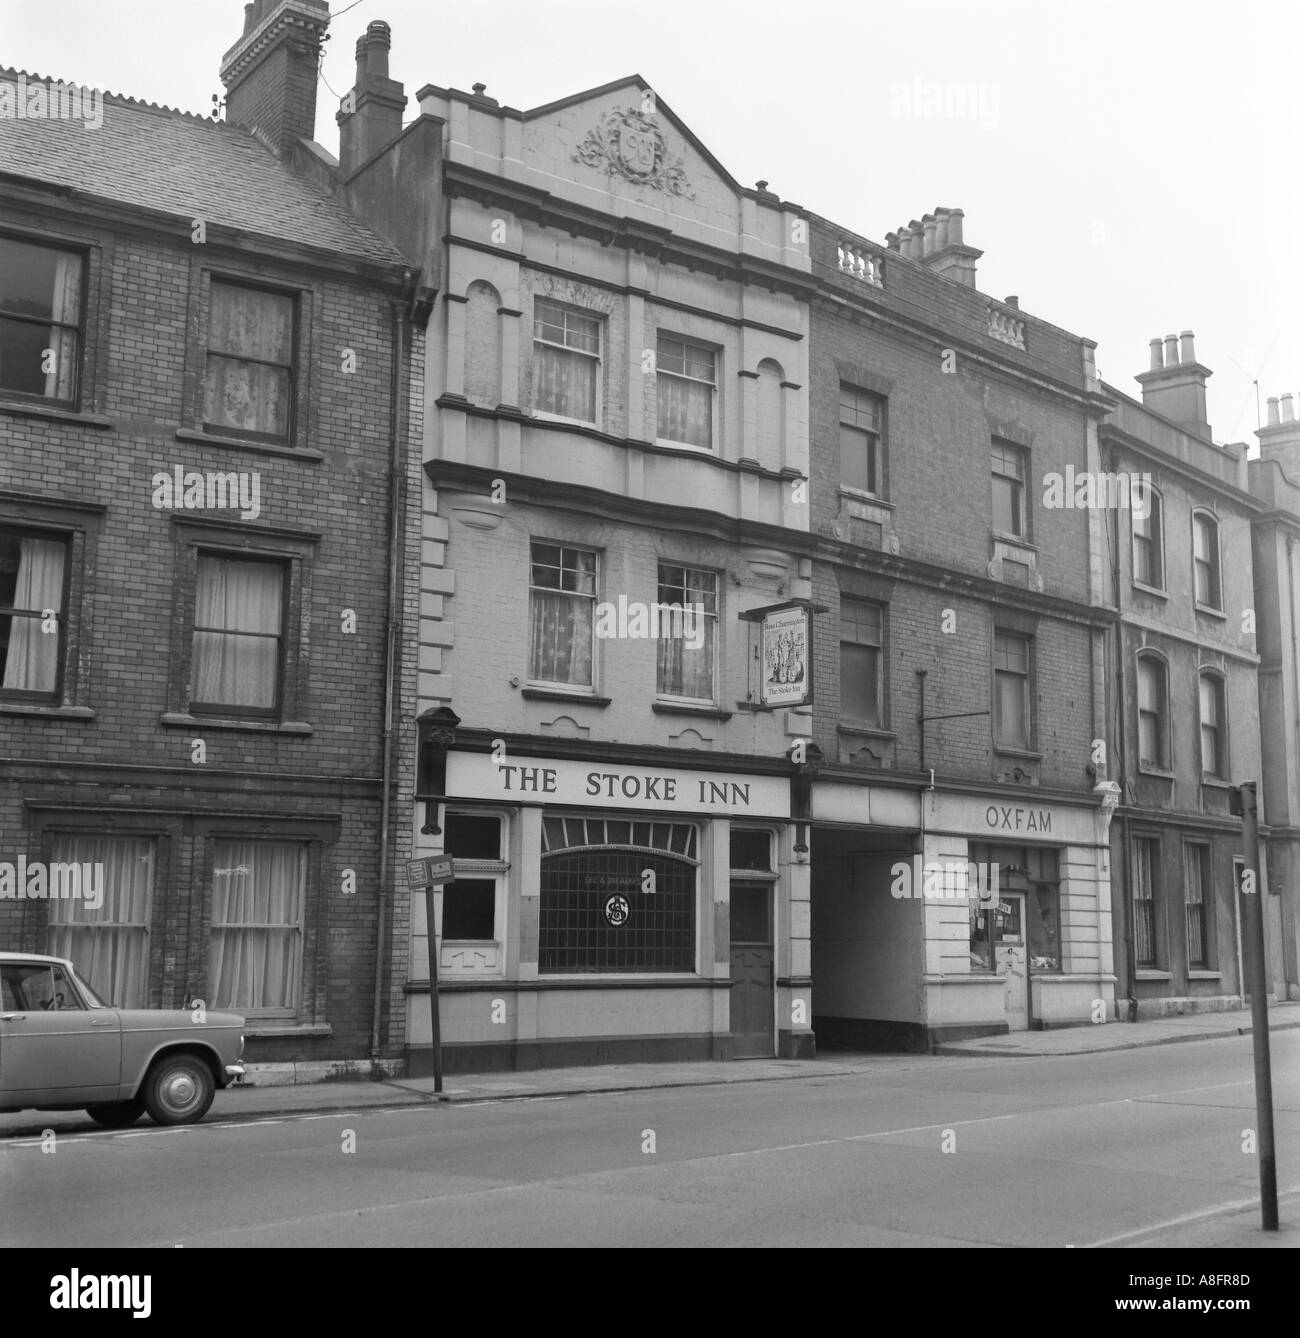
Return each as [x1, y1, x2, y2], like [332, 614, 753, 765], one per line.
[0, 527, 68, 701]
[656, 563, 717, 703]
[532, 298, 600, 424]
[656, 334, 716, 448]
[529, 541, 597, 690]
[190, 553, 286, 715]
[203, 279, 296, 442]
[0, 234, 83, 404]
[46, 835, 155, 1009]
[209, 839, 306, 1017]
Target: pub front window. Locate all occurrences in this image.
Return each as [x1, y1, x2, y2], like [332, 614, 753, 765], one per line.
[539, 816, 698, 973]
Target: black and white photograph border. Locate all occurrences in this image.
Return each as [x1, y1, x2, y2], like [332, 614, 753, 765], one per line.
[0, 0, 1295, 1296]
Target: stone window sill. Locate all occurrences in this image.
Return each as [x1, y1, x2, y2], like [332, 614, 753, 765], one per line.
[1193, 601, 1227, 621]
[652, 701, 732, 720]
[838, 722, 893, 739]
[1136, 969, 1172, 981]
[160, 711, 313, 735]
[521, 687, 611, 706]
[992, 531, 1037, 552]
[1132, 580, 1169, 600]
[0, 399, 113, 429]
[176, 428, 324, 462]
[838, 486, 894, 512]
[0, 703, 95, 720]
[1188, 970, 1221, 980]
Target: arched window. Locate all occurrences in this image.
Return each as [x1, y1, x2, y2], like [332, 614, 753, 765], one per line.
[1132, 485, 1164, 589]
[538, 816, 698, 973]
[1191, 510, 1221, 610]
[1198, 670, 1227, 779]
[1136, 651, 1170, 769]
[464, 280, 501, 406]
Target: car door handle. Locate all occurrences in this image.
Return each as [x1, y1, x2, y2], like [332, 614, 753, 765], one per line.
[90, 1018, 115, 1027]
[1, 1013, 26, 1021]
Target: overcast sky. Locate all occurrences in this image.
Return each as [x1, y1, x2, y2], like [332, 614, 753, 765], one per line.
[7, 0, 1295, 447]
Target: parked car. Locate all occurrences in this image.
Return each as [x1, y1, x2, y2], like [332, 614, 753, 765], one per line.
[0, 952, 244, 1127]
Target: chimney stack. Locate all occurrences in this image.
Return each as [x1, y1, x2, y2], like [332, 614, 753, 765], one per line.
[887, 205, 982, 287]
[1135, 328, 1214, 441]
[1257, 386, 1300, 472]
[337, 20, 407, 177]
[220, 0, 330, 157]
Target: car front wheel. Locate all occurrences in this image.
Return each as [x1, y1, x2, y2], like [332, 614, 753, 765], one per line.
[143, 1054, 215, 1126]
[85, 1098, 145, 1129]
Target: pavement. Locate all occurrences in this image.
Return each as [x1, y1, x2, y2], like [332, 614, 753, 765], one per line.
[196, 998, 1300, 1123]
[4, 1000, 1296, 1137]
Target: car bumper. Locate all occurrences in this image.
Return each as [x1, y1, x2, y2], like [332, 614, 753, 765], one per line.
[223, 1062, 246, 1085]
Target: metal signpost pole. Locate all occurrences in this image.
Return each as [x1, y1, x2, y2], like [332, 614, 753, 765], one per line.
[424, 877, 443, 1095]
[1235, 781, 1278, 1231]
[406, 855, 455, 1096]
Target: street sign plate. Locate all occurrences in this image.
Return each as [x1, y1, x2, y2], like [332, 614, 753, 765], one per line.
[405, 855, 454, 889]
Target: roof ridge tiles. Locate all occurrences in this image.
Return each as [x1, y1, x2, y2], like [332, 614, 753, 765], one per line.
[0, 65, 221, 126]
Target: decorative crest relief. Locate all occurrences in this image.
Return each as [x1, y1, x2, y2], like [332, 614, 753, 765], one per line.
[572, 107, 696, 200]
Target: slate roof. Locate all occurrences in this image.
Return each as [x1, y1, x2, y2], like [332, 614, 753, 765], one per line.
[0, 68, 405, 266]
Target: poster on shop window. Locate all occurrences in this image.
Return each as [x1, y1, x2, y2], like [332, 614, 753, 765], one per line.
[761, 605, 812, 708]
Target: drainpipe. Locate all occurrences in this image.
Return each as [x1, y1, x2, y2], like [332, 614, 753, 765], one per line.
[370, 277, 413, 1062]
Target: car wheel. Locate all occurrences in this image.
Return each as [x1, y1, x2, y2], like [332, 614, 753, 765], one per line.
[85, 1098, 145, 1129]
[143, 1054, 215, 1126]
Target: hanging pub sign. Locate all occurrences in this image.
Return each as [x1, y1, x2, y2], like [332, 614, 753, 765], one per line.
[759, 603, 813, 708]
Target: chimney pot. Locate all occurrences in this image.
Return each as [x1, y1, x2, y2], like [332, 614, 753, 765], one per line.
[472, 82, 488, 96]
[922, 214, 938, 254]
[946, 208, 964, 244]
[1164, 334, 1180, 367]
[1267, 396, 1281, 426]
[1284, 394, 1296, 424]
[1179, 330, 1195, 364]
[1004, 295, 1019, 310]
[364, 22, 391, 78]
[884, 231, 900, 251]
[1149, 338, 1164, 371]
[243, 3, 255, 36]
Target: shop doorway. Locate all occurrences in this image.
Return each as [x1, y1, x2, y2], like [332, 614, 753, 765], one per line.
[729, 881, 773, 1057]
[994, 891, 1028, 1030]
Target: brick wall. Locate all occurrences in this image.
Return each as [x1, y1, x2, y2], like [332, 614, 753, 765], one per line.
[0, 209, 407, 1061]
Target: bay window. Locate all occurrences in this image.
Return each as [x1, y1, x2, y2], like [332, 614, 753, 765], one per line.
[657, 335, 716, 448]
[532, 298, 600, 423]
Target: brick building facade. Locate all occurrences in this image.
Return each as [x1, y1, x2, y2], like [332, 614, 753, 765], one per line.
[804, 209, 1119, 1047]
[1248, 391, 1300, 1002]
[0, 0, 417, 1071]
[1101, 335, 1276, 1017]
